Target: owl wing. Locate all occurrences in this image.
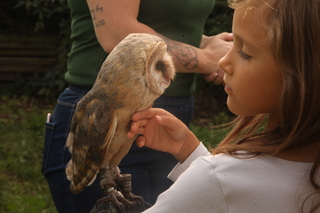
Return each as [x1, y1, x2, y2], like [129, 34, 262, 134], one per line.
[66, 96, 117, 194]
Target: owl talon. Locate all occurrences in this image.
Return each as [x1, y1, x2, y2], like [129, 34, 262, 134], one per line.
[91, 190, 126, 213]
[117, 174, 144, 207]
[92, 170, 145, 213]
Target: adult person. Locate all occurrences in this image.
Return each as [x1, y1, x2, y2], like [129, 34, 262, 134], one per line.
[42, 0, 232, 212]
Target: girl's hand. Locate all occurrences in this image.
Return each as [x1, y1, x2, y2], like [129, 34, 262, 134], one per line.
[127, 108, 200, 163]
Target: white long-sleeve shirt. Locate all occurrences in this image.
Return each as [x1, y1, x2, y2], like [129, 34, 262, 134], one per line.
[143, 143, 318, 213]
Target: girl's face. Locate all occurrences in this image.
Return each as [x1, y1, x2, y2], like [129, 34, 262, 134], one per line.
[219, 3, 283, 130]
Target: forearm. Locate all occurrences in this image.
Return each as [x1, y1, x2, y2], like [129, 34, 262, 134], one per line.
[158, 35, 209, 75]
[87, 0, 209, 74]
[93, 21, 207, 75]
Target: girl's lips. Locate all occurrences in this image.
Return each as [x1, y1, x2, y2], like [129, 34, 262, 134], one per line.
[224, 84, 233, 94]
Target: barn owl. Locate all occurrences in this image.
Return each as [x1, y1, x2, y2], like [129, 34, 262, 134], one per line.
[65, 33, 175, 209]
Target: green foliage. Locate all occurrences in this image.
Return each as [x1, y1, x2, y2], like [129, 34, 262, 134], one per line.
[204, 0, 234, 35]
[191, 123, 228, 149]
[14, 0, 70, 32]
[0, 96, 56, 213]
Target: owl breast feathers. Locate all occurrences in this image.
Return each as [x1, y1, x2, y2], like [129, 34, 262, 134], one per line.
[65, 33, 176, 194]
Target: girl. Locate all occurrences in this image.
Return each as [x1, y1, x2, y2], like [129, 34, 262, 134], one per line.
[127, 0, 320, 212]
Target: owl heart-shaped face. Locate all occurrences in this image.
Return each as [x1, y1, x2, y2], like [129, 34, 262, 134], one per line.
[146, 43, 175, 95]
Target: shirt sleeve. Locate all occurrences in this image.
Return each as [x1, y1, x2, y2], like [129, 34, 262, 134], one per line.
[143, 156, 227, 213]
[168, 142, 211, 182]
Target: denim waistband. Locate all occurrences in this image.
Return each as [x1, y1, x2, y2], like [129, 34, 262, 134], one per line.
[154, 95, 193, 105]
[68, 85, 92, 96]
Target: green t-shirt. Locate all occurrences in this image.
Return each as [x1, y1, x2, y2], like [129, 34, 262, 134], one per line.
[65, 0, 215, 96]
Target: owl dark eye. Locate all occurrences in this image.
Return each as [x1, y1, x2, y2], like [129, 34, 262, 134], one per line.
[156, 60, 169, 78]
[156, 60, 166, 72]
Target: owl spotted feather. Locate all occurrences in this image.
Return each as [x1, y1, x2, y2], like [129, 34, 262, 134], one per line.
[65, 33, 175, 211]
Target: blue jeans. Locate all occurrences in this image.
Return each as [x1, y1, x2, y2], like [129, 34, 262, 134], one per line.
[42, 85, 194, 213]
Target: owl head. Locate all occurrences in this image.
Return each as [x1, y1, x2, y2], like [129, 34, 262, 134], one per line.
[106, 33, 175, 96]
[144, 37, 175, 95]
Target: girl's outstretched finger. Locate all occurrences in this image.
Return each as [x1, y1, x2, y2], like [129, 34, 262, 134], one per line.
[154, 114, 186, 131]
[135, 135, 146, 147]
[132, 108, 156, 121]
[130, 119, 148, 131]
[127, 130, 135, 139]
[127, 121, 146, 139]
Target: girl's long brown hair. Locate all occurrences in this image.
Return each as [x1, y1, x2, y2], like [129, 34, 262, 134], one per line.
[213, 0, 320, 212]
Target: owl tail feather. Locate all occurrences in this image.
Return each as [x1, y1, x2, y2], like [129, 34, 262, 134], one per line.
[66, 159, 99, 194]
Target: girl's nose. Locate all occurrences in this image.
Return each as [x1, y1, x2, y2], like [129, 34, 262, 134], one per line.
[218, 53, 233, 75]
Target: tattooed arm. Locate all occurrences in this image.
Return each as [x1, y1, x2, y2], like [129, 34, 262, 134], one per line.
[159, 34, 232, 81]
[86, 0, 232, 76]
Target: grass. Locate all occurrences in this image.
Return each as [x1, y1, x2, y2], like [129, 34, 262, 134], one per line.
[190, 111, 232, 149]
[0, 95, 230, 212]
[0, 95, 56, 213]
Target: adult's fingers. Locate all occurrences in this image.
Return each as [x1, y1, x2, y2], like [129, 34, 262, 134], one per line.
[216, 32, 233, 41]
[131, 108, 169, 122]
[203, 69, 225, 85]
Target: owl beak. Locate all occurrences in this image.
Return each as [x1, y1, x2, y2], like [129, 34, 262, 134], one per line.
[163, 77, 171, 87]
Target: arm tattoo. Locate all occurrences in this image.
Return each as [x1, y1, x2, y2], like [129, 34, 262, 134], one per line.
[160, 35, 198, 70]
[91, 5, 105, 28]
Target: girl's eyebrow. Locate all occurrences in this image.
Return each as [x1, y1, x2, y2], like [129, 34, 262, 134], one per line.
[233, 32, 256, 50]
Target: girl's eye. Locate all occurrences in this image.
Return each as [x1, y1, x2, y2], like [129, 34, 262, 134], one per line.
[237, 50, 251, 60]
